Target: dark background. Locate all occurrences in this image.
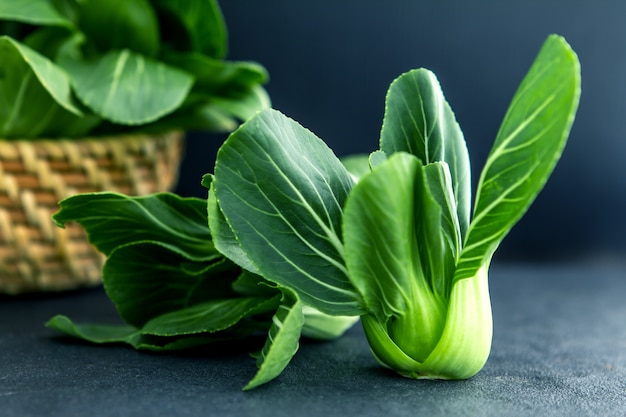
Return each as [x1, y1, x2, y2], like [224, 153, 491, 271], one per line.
[176, 0, 626, 263]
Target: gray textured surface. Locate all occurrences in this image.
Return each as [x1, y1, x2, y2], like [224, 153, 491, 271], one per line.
[2, 263, 625, 416]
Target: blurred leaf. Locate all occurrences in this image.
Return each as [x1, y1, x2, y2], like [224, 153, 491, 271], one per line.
[340, 154, 371, 182]
[0, 0, 73, 27]
[59, 49, 194, 125]
[153, 0, 227, 58]
[75, 0, 160, 57]
[209, 85, 270, 123]
[22, 25, 73, 59]
[162, 52, 268, 95]
[0, 36, 87, 138]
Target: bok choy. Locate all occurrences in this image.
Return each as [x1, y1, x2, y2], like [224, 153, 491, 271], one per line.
[209, 34, 580, 380]
[48, 34, 580, 388]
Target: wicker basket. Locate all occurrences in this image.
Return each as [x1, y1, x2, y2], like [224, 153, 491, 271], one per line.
[0, 132, 184, 295]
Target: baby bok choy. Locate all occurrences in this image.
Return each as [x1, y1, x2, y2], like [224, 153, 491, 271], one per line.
[209, 34, 580, 380]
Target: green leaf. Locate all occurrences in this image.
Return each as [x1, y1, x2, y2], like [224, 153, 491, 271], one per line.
[141, 295, 280, 336]
[60, 49, 194, 125]
[379, 68, 471, 239]
[207, 178, 260, 274]
[158, 52, 270, 128]
[139, 94, 240, 133]
[340, 154, 371, 182]
[343, 153, 452, 334]
[152, 0, 227, 58]
[368, 150, 388, 168]
[231, 270, 279, 298]
[53, 192, 213, 259]
[162, 52, 268, 96]
[46, 315, 138, 343]
[46, 315, 243, 351]
[209, 85, 271, 123]
[423, 161, 463, 270]
[75, 0, 160, 57]
[0, 36, 85, 137]
[22, 25, 74, 59]
[0, 0, 73, 27]
[214, 109, 363, 316]
[244, 290, 305, 391]
[455, 34, 581, 281]
[102, 241, 238, 327]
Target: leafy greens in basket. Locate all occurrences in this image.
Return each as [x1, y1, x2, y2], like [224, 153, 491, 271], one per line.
[48, 34, 580, 389]
[0, 0, 268, 138]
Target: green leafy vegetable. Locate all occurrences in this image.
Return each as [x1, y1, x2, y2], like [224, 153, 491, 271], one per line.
[152, 0, 227, 59]
[48, 191, 356, 389]
[74, 0, 160, 57]
[52, 192, 214, 258]
[0, 0, 72, 27]
[48, 34, 580, 388]
[0, 35, 91, 137]
[60, 49, 194, 125]
[212, 110, 363, 316]
[210, 34, 581, 380]
[0, 0, 268, 138]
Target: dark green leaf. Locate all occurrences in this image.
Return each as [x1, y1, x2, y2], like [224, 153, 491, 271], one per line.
[46, 315, 138, 343]
[214, 109, 363, 316]
[152, 0, 227, 58]
[75, 0, 160, 57]
[208, 85, 270, 123]
[141, 295, 280, 336]
[207, 178, 260, 274]
[60, 49, 193, 125]
[0, 0, 73, 27]
[0, 36, 85, 137]
[380, 68, 471, 239]
[455, 34, 581, 281]
[139, 94, 240, 133]
[231, 270, 279, 298]
[22, 26, 73, 59]
[46, 315, 243, 351]
[53, 192, 213, 259]
[6, 27, 102, 137]
[162, 52, 268, 96]
[102, 241, 238, 327]
[244, 290, 305, 390]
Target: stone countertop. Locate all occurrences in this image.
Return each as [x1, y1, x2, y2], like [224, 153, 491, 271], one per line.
[2, 263, 625, 417]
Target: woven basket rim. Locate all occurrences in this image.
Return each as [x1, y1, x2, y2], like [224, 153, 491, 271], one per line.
[0, 132, 185, 294]
[0, 130, 183, 143]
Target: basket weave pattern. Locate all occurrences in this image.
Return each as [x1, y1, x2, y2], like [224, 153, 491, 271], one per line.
[0, 132, 184, 295]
